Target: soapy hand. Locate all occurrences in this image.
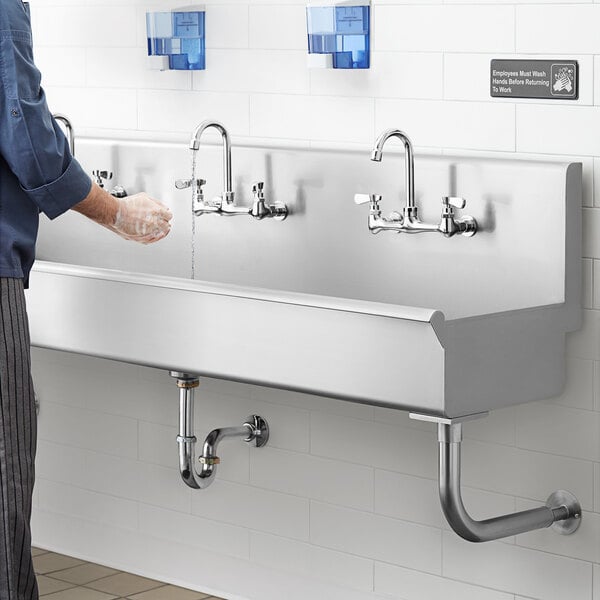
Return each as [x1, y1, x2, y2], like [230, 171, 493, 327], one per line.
[110, 193, 173, 244]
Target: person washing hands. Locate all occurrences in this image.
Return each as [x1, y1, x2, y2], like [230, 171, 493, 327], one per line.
[0, 1, 172, 598]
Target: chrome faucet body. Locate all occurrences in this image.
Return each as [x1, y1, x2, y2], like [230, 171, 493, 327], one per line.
[176, 120, 288, 220]
[372, 129, 417, 220]
[357, 129, 477, 237]
[190, 120, 236, 212]
[53, 113, 75, 156]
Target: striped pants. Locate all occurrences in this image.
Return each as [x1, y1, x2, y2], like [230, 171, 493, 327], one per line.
[0, 279, 38, 600]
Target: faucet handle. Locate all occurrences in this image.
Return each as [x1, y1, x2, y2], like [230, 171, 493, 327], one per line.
[93, 170, 113, 188]
[252, 181, 264, 193]
[354, 193, 382, 210]
[176, 178, 206, 190]
[354, 194, 371, 205]
[442, 196, 467, 210]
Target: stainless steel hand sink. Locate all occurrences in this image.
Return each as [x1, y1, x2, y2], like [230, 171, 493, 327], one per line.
[28, 139, 581, 418]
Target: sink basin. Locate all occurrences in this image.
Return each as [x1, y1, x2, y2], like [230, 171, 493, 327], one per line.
[27, 139, 581, 418]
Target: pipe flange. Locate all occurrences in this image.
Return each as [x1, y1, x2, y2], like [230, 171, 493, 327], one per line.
[199, 456, 221, 466]
[244, 415, 269, 448]
[547, 490, 582, 535]
[460, 216, 478, 238]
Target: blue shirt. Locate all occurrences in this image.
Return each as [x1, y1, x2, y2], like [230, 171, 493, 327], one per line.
[0, 0, 92, 286]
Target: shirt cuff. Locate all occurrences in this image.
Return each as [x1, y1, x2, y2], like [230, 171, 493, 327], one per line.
[23, 157, 92, 220]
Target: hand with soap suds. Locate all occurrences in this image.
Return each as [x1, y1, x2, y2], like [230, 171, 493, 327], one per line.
[73, 184, 173, 244]
[111, 193, 173, 244]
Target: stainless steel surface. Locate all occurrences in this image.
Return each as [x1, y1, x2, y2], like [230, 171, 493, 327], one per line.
[37, 139, 577, 321]
[425, 418, 582, 542]
[409, 411, 489, 426]
[172, 373, 270, 489]
[361, 129, 477, 237]
[30, 139, 582, 418]
[53, 113, 75, 156]
[28, 261, 446, 414]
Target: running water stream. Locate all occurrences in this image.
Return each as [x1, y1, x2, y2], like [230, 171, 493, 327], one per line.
[190, 149, 197, 280]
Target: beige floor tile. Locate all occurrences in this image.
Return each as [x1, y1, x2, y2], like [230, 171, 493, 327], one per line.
[32, 547, 49, 557]
[33, 552, 85, 575]
[41, 587, 117, 600]
[37, 575, 75, 596]
[127, 584, 211, 599]
[50, 562, 120, 585]
[88, 572, 163, 596]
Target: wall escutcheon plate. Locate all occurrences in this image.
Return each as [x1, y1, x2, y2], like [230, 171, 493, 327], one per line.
[547, 490, 582, 535]
[245, 415, 269, 447]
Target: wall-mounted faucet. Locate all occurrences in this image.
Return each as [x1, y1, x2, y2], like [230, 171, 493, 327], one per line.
[176, 120, 287, 221]
[355, 129, 477, 237]
[92, 170, 128, 198]
[53, 113, 75, 156]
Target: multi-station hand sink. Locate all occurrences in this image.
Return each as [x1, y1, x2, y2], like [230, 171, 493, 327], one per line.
[27, 136, 583, 542]
[29, 137, 581, 420]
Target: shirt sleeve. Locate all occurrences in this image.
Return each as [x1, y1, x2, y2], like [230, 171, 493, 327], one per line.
[0, 14, 92, 219]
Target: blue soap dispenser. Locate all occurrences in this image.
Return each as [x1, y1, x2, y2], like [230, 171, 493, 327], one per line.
[306, 0, 370, 69]
[146, 5, 206, 71]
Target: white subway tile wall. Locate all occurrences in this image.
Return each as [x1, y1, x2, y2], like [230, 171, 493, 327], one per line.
[27, 0, 600, 599]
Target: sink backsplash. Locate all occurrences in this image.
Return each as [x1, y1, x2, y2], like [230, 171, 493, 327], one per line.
[37, 138, 574, 320]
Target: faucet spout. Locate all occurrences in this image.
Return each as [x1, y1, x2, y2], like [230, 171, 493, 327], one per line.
[53, 113, 75, 156]
[371, 129, 415, 212]
[190, 120, 234, 203]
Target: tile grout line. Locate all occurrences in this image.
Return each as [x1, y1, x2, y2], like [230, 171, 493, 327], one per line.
[34, 550, 223, 599]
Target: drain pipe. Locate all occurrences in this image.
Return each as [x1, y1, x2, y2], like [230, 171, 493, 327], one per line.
[171, 371, 269, 489]
[411, 412, 582, 542]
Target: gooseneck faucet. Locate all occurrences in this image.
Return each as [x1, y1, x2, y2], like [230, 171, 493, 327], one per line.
[372, 129, 418, 222]
[53, 113, 75, 156]
[190, 120, 236, 209]
[355, 128, 477, 237]
[176, 119, 287, 220]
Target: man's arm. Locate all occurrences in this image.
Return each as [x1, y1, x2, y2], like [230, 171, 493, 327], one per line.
[0, 1, 172, 245]
[72, 183, 172, 244]
[0, 4, 92, 219]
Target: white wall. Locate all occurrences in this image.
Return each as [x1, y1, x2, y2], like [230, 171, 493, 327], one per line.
[26, 1, 600, 599]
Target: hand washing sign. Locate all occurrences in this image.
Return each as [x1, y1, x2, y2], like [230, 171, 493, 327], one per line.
[490, 59, 578, 100]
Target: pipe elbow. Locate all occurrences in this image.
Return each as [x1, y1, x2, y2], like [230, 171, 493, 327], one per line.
[439, 483, 485, 542]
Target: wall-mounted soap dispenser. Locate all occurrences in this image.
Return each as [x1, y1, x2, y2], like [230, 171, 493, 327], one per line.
[306, 0, 370, 69]
[146, 5, 205, 71]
